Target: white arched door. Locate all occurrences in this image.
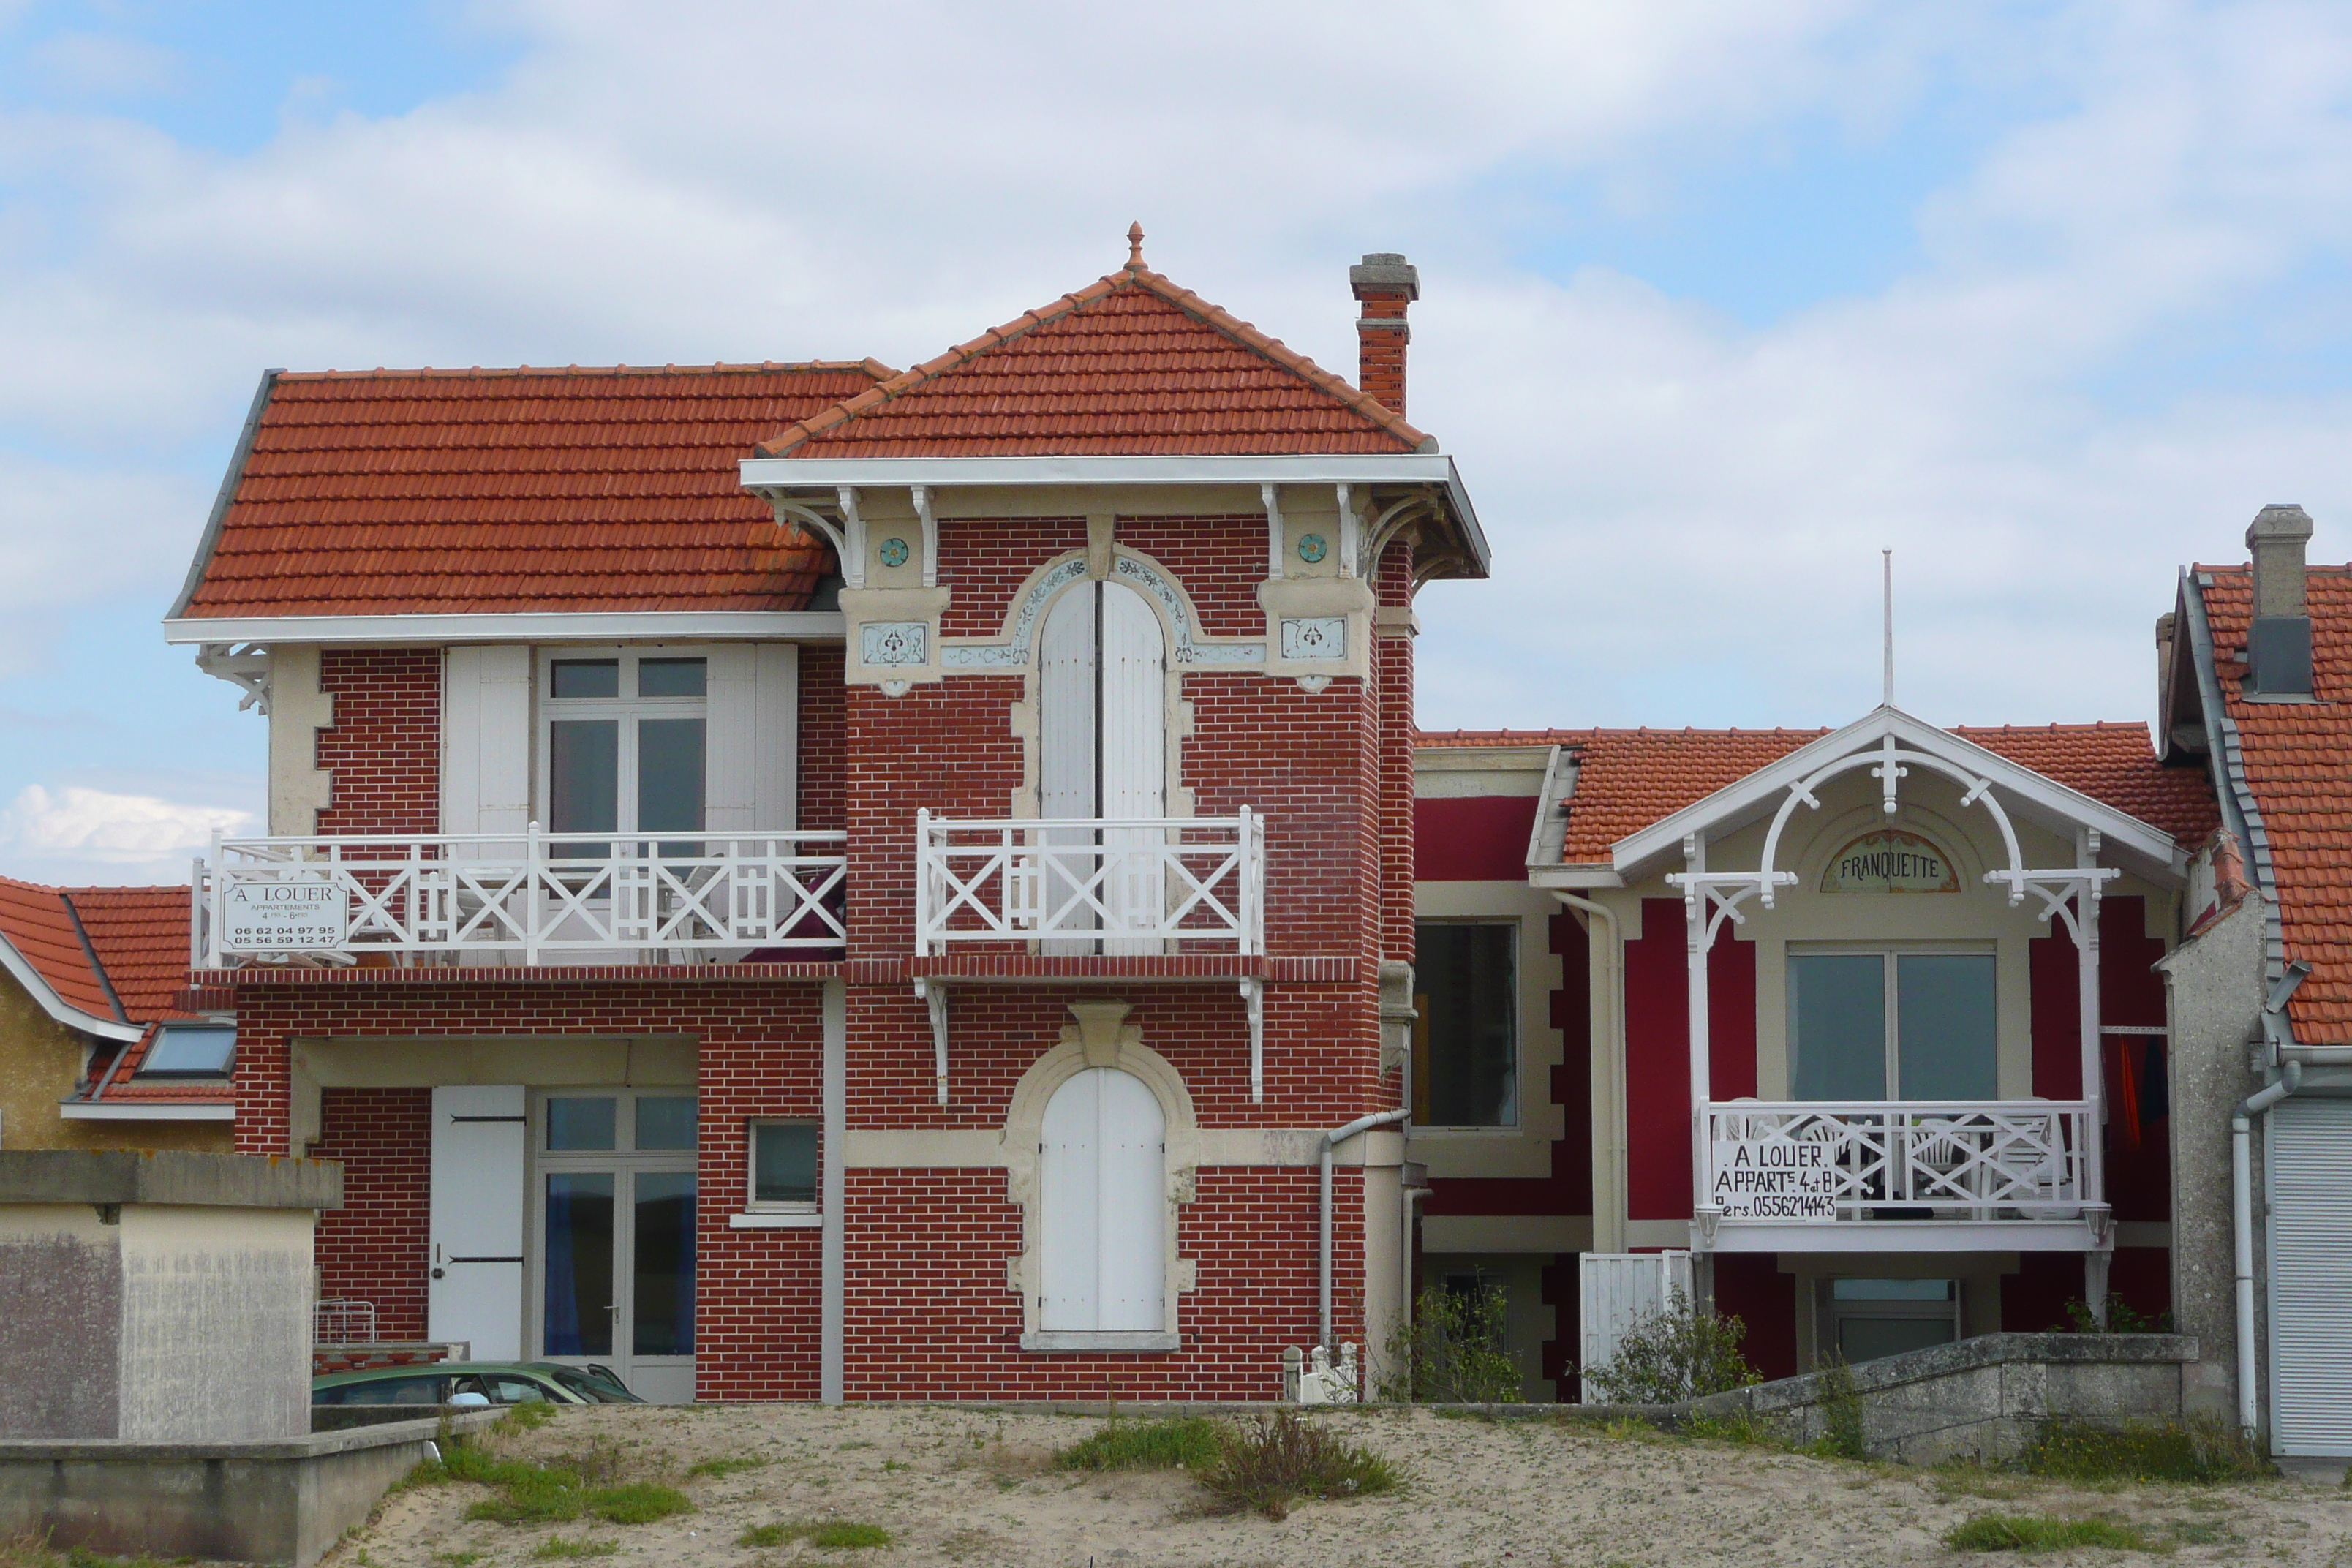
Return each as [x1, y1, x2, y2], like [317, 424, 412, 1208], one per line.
[1039, 579, 1166, 951]
[1039, 1067, 1166, 1332]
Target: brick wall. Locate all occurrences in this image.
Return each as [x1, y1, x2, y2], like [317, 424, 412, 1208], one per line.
[799, 644, 845, 833]
[312, 1087, 431, 1341]
[317, 649, 441, 835]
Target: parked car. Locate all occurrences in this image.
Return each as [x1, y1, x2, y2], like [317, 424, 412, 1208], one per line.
[312, 1361, 643, 1406]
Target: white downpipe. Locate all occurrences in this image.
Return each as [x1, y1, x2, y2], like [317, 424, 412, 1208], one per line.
[1322, 1107, 1409, 1351]
[2233, 1060, 2302, 1434]
[820, 979, 847, 1404]
[1551, 892, 1624, 1252]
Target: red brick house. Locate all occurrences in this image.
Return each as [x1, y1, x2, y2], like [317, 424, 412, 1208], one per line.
[165, 241, 1485, 1402]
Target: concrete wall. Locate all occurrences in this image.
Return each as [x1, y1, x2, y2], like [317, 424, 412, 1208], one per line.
[1678, 1331, 2198, 1463]
[2157, 892, 2264, 1421]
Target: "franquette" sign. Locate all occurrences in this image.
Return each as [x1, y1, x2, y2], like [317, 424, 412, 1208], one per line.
[1819, 829, 1959, 894]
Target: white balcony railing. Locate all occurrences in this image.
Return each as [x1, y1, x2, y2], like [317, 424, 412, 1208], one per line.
[195, 830, 846, 967]
[915, 809, 1264, 957]
[1704, 1100, 2094, 1225]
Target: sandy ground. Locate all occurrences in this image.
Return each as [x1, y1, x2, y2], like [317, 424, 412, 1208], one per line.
[336, 1403, 2352, 1568]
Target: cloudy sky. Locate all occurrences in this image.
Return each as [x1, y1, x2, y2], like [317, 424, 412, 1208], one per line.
[1, 0, 2348, 883]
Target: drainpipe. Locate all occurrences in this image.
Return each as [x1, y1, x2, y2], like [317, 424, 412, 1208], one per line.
[2234, 1060, 2300, 1434]
[1322, 1107, 1409, 1351]
[1550, 892, 1624, 1251]
[820, 979, 846, 1404]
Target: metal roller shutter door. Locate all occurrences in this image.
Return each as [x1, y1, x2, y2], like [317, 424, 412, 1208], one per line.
[2268, 1097, 2352, 1455]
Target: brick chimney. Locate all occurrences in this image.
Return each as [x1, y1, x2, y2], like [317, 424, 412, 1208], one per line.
[1350, 253, 1419, 418]
[2246, 503, 2315, 698]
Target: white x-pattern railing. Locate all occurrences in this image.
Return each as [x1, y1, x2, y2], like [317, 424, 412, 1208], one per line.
[197, 830, 847, 966]
[1705, 1100, 2093, 1224]
[915, 809, 1264, 955]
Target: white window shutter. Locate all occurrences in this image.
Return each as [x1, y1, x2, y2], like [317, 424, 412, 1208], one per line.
[428, 1084, 527, 1360]
[706, 644, 799, 834]
[1098, 581, 1165, 819]
[1039, 1068, 1165, 1333]
[1039, 586, 1096, 821]
[442, 646, 532, 837]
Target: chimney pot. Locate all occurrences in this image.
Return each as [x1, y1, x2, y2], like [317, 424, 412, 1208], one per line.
[2245, 503, 2316, 697]
[1349, 252, 1418, 418]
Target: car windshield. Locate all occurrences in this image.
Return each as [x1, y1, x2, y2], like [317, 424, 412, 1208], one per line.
[538, 1365, 640, 1403]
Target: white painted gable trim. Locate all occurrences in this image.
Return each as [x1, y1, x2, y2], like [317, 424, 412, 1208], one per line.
[0, 934, 143, 1042]
[1609, 706, 2184, 883]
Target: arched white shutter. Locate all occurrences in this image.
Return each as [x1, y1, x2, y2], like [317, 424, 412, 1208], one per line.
[1039, 586, 1098, 947]
[1039, 1067, 1165, 1333]
[1099, 581, 1165, 952]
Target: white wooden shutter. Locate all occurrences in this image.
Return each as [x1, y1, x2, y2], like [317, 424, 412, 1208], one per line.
[428, 1085, 527, 1360]
[1578, 1251, 1695, 1403]
[2269, 1099, 2352, 1453]
[442, 646, 532, 837]
[1039, 1068, 1164, 1333]
[1039, 586, 1096, 820]
[1098, 581, 1165, 819]
[706, 643, 799, 835]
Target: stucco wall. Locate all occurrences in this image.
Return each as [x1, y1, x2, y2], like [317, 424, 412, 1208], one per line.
[2157, 891, 2264, 1420]
[0, 972, 229, 1155]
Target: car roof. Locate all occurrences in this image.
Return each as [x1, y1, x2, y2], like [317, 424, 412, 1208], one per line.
[313, 1362, 560, 1385]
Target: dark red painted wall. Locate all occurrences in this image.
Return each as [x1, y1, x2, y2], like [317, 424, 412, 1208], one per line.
[2029, 896, 2170, 1221]
[1624, 897, 1755, 1221]
[1414, 795, 1538, 882]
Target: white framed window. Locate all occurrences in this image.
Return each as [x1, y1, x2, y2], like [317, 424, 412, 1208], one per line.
[1787, 946, 1997, 1101]
[747, 1121, 819, 1214]
[536, 648, 708, 847]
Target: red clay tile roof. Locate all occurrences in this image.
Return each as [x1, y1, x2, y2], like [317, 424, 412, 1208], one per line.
[757, 265, 1429, 459]
[64, 886, 203, 1023]
[1414, 723, 2215, 864]
[0, 876, 118, 1021]
[176, 363, 890, 620]
[0, 877, 200, 1029]
[2197, 565, 2352, 1035]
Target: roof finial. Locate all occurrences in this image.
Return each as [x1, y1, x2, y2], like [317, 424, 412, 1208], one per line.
[1126, 221, 1145, 269]
[1882, 548, 1895, 709]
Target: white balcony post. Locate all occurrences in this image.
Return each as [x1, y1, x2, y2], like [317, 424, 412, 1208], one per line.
[190, 856, 207, 970]
[207, 829, 223, 968]
[526, 820, 542, 967]
[1240, 806, 1261, 957]
[1683, 833, 1713, 1240]
[2076, 832, 2106, 1211]
[914, 807, 932, 955]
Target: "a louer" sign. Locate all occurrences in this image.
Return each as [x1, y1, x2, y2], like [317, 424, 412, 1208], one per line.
[222, 875, 350, 951]
[1710, 1138, 1838, 1220]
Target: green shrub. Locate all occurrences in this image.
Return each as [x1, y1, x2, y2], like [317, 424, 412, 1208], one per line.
[1582, 1289, 1760, 1405]
[1812, 1358, 1866, 1460]
[529, 1540, 617, 1560]
[737, 1521, 892, 1550]
[583, 1484, 692, 1524]
[685, 1455, 767, 1480]
[2015, 1416, 2270, 1483]
[1379, 1284, 1522, 1403]
[2060, 1297, 2174, 1334]
[1055, 1417, 1226, 1471]
[1943, 1514, 2155, 1553]
[1198, 1410, 1396, 1521]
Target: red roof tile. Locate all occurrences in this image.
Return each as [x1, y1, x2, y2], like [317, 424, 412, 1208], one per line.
[2198, 565, 2352, 1035]
[1412, 723, 2214, 864]
[177, 363, 890, 620]
[63, 885, 202, 1023]
[0, 876, 118, 1021]
[758, 265, 1428, 459]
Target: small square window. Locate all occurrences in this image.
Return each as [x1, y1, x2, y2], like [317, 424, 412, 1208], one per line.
[551, 659, 620, 698]
[635, 1096, 697, 1150]
[546, 1096, 617, 1151]
[750, 1122, 818, 1207]
[637, 657, 707, 698]
[138, 1025, 236, 1077]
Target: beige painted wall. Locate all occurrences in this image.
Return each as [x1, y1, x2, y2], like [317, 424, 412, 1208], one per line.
[0, 974, 230, 1154]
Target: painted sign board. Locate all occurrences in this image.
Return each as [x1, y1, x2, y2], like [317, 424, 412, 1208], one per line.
[1711, 1138, 1838, 1221]
[1820, 829, 1959, 894]
[222, 875, 350, 950]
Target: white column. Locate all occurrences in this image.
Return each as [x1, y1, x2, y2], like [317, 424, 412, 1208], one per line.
[2076, 837, 2105, 1211]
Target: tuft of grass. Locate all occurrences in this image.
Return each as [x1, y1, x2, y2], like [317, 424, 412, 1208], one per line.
[738, 1521, 892, 1550]
[685, 1455, 767, 1480]
[1055, 1417, 1225, 1472]
[582, 1484, 692, 1525]
[433, 1555, 486, 1567]
[1943, 1513, 2157, 1553]
[1812, 1358, 1867, 1460]
[2016, 1416, 2272, 1484]
[498, 1402, 558, 1432]
[1682, 1409, 1792, 1447]
[1198, 1410, 1396, 1521]
[530, 1540, 618, 1560]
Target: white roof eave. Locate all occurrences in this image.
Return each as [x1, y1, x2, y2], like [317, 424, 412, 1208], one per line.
[1607, 706, 2185, 886]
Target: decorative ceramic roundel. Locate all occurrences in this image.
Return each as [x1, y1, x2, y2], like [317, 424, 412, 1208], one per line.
[878, 538, 911, 568]
[1297, 533, 1328, 564]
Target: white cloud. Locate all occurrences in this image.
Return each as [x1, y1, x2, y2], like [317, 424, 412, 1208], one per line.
[0, 784, 252, 878]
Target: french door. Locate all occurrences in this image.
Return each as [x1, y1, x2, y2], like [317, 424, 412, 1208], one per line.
[1039, 580, 1166, 953]
[532, 1090, 698, 1403]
